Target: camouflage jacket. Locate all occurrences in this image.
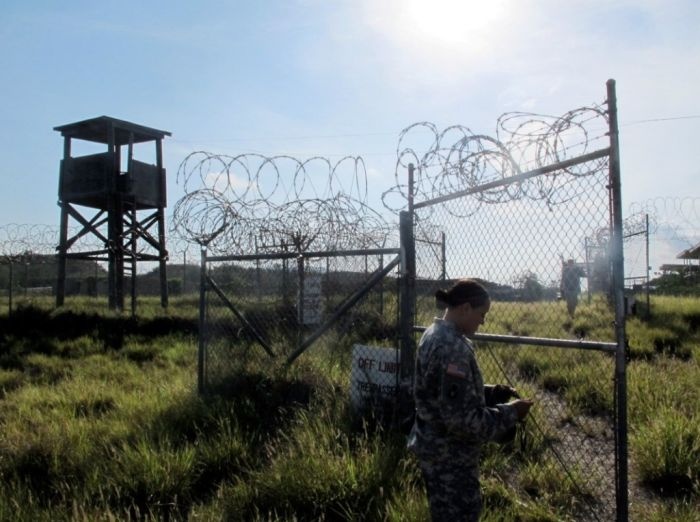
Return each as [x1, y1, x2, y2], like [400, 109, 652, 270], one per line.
[561, 264, 585, 295]
[408, 318, 518, 461]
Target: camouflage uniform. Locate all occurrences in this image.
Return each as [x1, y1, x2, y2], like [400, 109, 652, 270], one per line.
[561, 262, 586, 316]
[407, 318, 518, 521]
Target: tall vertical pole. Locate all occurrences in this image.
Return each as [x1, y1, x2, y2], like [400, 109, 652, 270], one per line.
[24, 261, 29, 297]
[8, 261, 13, 317]
[282, 243, 289, 304]
[297, 255, 305, 350]
[107, 125, 118, 310]
[399, 163, 416, 385]
[645, 214, 650, 316]
[585, 237, 592, 304]
[407, 163, 415, 215]
[326, 255, 330, 313]
[255, 236, 262, 303]
[440, 231, 447, 281]
[56, 204, 69, 307]
[115, 136, 125, 311]
[198, 247, 207, 394]
[607, 79, 628, 522]
[130, 206, 137, 317]
[378, 251, 384, 317]
[56, 136, 71, 307]
[156, 138, 168, 309]
[128, 133, 137, 317]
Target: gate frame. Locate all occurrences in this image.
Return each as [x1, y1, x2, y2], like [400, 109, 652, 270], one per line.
[399, 79, 628, 521]
[198, 245, 402, 393]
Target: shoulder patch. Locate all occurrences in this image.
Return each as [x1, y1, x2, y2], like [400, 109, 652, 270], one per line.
[446, 362, 467, 379]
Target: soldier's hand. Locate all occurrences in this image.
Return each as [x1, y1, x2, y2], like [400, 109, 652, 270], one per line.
[492, 384, 520, 403]
[509, 399, 534, 420]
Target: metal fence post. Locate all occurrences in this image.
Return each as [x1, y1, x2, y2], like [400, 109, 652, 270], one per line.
[183, 250, 187, 295]
[198, 246, 207, 394]
[8, 260, 13, 317]
[440, 231, 446, 281]
[607, 78, 628, 522]
[399, 163, 416, 385]
[379, 252, 384, 316]
[297, 254, 305, 350]
[645, 213, 650, 315]
[398, 210, 416, 417]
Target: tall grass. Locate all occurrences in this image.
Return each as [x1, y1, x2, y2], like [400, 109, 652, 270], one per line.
[215, 399, 405, 520]
[0, 294, 698, 519]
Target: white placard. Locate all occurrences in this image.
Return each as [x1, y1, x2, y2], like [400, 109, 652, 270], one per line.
[350, 344, 400, 409]
[301, 273, 322, 325]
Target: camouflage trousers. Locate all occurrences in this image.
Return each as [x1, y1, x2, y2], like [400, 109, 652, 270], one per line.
[418, 457, 482, 521]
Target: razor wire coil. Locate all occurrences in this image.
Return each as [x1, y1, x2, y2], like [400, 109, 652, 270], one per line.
[382, 103, 611, 216]
[172, 153, 394, 254]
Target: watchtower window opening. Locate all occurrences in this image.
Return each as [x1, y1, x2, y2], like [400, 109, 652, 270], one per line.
[71, 139, 105, 158]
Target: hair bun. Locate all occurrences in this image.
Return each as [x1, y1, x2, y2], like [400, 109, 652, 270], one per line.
[435, 289, 450, 309]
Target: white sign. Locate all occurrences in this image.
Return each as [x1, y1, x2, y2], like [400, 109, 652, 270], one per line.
[301, 273, 322, 325]
[350, 344, 400, 409]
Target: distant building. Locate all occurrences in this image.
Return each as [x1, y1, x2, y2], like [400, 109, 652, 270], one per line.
[659, 241, 700, 276]
[677, 241, 700, 263]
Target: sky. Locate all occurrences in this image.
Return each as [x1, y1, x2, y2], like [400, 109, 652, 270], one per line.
[1, 0, 699, 276]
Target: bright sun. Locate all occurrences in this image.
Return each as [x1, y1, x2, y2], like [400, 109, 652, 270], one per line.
[404, 0, 506, 47]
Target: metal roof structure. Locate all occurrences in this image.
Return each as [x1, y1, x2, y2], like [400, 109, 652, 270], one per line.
[54, 116, 171, 146]
[660, 263, 700, 273]
[677, 241, 700, 260]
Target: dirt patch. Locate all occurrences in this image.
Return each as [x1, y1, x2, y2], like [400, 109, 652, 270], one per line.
[532, 389, 656, 521]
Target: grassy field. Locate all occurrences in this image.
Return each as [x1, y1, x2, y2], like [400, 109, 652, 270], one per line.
[0, 294, 697, 521]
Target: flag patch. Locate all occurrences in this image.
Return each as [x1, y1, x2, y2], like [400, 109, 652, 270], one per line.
[446, 363, 466, 379]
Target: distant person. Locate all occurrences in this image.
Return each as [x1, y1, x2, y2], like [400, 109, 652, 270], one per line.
[560, 258, 586, 317]
[407, 279, 533, 521]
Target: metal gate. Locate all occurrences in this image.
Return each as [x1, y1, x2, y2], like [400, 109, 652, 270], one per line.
[198, 246, 404, 414]
[398, 80, 628, 521]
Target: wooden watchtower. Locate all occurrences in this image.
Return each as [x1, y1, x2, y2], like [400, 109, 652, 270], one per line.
[54, 116, 171, 311]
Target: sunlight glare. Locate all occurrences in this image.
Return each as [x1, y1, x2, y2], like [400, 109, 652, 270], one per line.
[405, 0, 505, 47]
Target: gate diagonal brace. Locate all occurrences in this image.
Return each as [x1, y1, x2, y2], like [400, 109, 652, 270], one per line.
[206, 275, 275, 358]
[285, 254, 401, 366]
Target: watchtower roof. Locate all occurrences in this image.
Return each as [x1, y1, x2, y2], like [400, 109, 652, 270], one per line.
[54, 116, 171, 146]
[678, 241, 700, 260]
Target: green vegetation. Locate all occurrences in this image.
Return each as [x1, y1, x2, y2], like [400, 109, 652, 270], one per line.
[0, 294, 698, 520]
[650, 270, 700, 297]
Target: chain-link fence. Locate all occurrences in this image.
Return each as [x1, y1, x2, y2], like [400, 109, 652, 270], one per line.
[0, 222, 209, 316]
[622, 212, 651, 315]
[401, 81, 627, 521]
[199, 247, 404, 418]
[0, 224, 58, 314]
[191, 80, 628, 519]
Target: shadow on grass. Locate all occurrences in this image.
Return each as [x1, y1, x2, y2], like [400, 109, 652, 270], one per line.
[1, 305, 197, 343]
[0, 305, 198, 366]
[203, 372, 314, 431]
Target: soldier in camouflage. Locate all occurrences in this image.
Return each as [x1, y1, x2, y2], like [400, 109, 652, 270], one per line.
[407, 279, 533, 521]
[560, 258, 586, 317]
